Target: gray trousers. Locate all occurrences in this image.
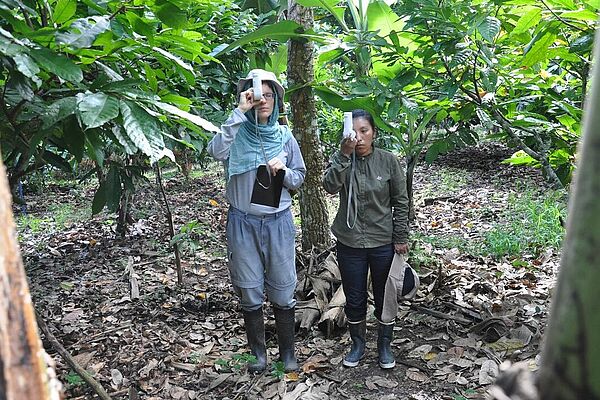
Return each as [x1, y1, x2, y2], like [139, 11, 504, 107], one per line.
[226, 207, 297, 311]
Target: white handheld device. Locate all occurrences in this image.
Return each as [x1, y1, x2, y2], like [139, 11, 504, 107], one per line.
[343, 112, 355, 139]
[252, 72, 262, 101]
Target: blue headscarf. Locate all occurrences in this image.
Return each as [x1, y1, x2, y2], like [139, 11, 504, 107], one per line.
[227, 85, 292, 179]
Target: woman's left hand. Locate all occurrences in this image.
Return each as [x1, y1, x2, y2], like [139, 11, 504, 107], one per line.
[394, 242, 409, 254]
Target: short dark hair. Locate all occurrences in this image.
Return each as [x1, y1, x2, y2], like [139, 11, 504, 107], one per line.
[352, 109, 376, 133]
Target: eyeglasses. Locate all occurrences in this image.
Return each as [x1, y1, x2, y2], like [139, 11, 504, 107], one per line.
[263, 93, 275, 100]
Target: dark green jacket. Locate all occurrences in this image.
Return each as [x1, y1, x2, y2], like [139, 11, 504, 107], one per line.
[323, 147, 409, 248]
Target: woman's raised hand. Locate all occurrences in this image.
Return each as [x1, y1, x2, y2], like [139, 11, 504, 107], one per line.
[237, 89, 261, 113]
[341, 135, 357, 157]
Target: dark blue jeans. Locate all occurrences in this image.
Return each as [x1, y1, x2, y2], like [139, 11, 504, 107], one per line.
[336, 241, 394, 322]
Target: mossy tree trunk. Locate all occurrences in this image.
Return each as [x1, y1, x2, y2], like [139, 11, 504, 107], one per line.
[287, 0, 330, 252]
[537, 25, 600, 400]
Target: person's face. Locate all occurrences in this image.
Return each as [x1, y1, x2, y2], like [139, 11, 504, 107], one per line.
[353, 117, 375, 156]
[256, 83, 275, 124]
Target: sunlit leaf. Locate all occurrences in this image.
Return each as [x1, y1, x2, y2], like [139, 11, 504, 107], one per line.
[55, 16, 110, 49]
[511, 9, 541, 36]
[53, 0, 77, 25]
[77, 92, 120, 129]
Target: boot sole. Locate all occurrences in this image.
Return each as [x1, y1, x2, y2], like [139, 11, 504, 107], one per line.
[343, 359, 360, 367]
[379, 360, 396, 369]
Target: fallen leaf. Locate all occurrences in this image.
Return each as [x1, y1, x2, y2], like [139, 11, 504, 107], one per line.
[406, 368, 428, 382]
[111, 368, 123, 387]
[302, 354, 330, 373]
[479, 359, 499, 385]
[372, 376, 398, 388]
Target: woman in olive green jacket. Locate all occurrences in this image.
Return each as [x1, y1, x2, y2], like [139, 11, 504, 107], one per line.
[323, 109, 409, 369]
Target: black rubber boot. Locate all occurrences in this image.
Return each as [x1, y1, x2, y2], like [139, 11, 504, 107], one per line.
[377, 320, 396, 369]
[242, 308, 267, 373]
[343, 319, 366, 367]
[273, 306, 298, 372]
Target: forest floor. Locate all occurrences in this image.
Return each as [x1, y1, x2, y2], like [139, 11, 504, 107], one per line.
[17, 143, 565, 400]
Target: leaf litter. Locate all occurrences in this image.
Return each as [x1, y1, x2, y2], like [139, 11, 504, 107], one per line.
[18, 143, 561, 399]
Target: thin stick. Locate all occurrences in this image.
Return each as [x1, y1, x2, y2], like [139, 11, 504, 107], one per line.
[35, 311, 113, 400]
[410, 304, 472, 325]
[155, 163, 183, 285]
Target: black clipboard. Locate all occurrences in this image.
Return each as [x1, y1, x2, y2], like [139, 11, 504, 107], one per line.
[251, 165, 285, 208]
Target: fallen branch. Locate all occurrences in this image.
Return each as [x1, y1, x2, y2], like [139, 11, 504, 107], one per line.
[396, 359, 429, 373]
[79, 322, 132, 344]
[410, 304, 472, 325]
[35, 311, 113, 400]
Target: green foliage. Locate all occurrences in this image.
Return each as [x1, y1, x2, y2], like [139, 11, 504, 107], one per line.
[17, 202, 90, 233]
[271, 361, 285, 379]
[1, 0, 257, 214]
[215, 353, 257, 372]
[414, 188, 566, 260]
[254, 0, 592, 187]
[65, 371, 84, 386]
[170, 219, 205, 255]
[482, 189, 566, 258]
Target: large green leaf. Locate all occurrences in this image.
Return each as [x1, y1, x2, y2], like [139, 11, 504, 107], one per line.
[584, 0, 600, 9]
[155, 1, 187, 29]
[12, 53, 40, 83]
[119, 100, 173, 163]
[268, 44, 288, 76]
[313, 85, 392, 131]
[92, 179, 107, 215]
[153, 101, 220, 133]
[43, 97, 78, 129]
[41, 150, 72, 172]
[367, 0, 405, 39]
[367, 1, 416, 80]
[126, 12, 155, 40]
[559, 9, 599, 21]
[211, 20, 326, 56]
[29, 47, 83, 82]
[152, 46, 195, 74]
[63, 115, 85, 162]
[55, 16, 110, 48]
[6, 71, 33, 100]
[85, 131, 105, 167]
[522, 32, 557, 67]
[77, 92, 120, 129]
[53, 0, 77, 24]
[511, 9, 541, 36]
[111, 125, 138, 155]
[105, 165, 121, 212]
[478, 16, 501, 43]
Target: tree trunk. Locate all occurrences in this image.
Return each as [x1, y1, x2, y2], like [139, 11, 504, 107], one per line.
[287, 0, 330, 252]
[0, 159, 60, 400]
[536, 28, 600, 400]
[406, 154, 417, 221]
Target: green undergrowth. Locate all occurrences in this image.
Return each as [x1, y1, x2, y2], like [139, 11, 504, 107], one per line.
[411, 187, 567, 266]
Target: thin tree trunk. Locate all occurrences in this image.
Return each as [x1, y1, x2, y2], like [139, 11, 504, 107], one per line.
[0, 159, 60, 400]
[536, 27, 600, 400]
[406, 154, 417, 221]
[287, 0, 330, 252]
[155, 163, 183, 285]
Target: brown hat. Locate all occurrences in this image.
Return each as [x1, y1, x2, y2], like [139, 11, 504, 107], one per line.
[236, 69, 285, 102]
